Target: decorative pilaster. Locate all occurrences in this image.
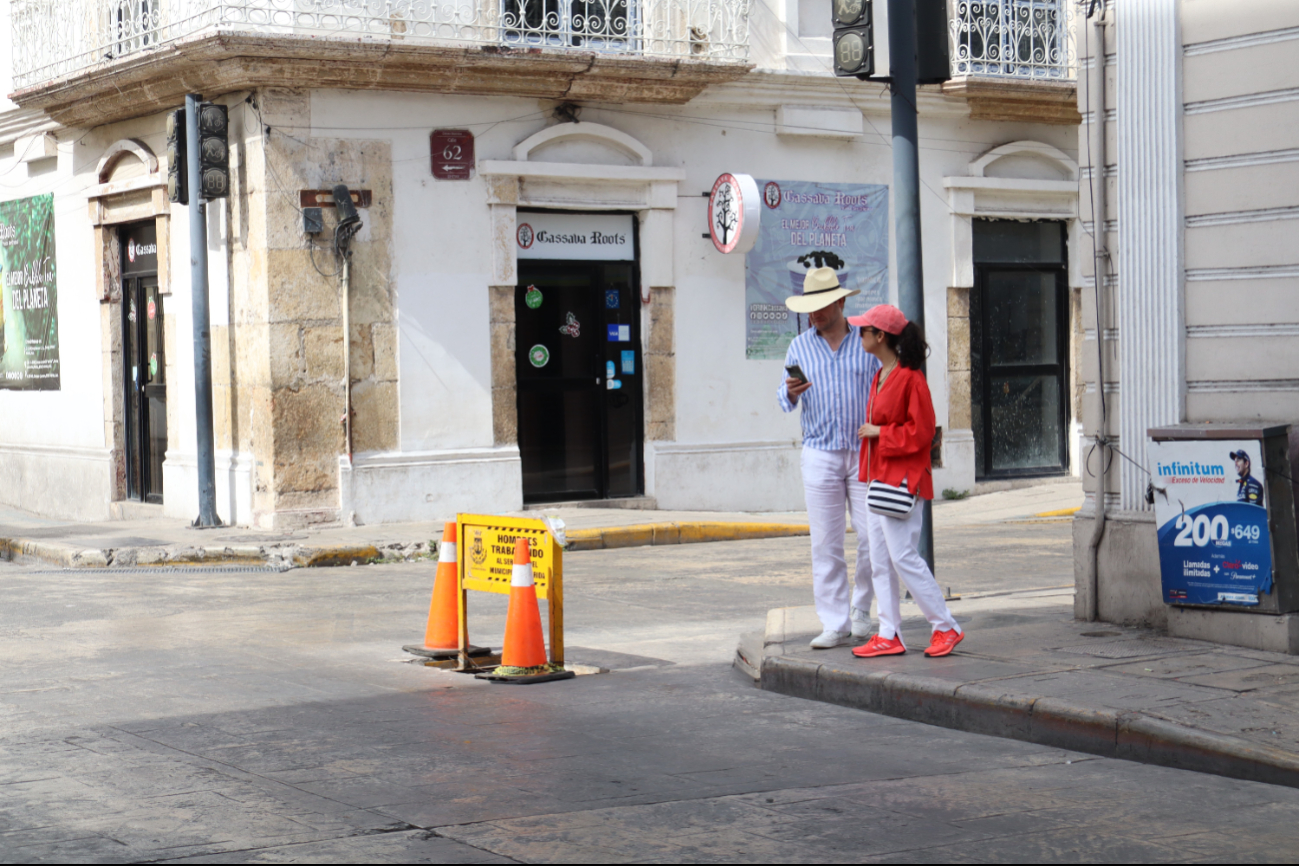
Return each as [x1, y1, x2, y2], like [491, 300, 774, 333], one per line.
[1116, 0, 1184, 510]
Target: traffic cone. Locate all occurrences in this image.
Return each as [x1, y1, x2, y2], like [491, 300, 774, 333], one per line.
[402, 521, 489, 660]
[476, 537, 574, 684]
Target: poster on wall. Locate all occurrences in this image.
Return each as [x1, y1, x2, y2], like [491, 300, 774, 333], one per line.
[745, 180, 889, 360]
[1148, 439, 1272, 606]
[0, 194, 59, 390]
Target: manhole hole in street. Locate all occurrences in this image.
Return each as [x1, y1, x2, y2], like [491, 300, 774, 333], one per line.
[1057, 640, 1188, 659]
[1080, 631, 1122, 638]
[216, 535, 306, 543]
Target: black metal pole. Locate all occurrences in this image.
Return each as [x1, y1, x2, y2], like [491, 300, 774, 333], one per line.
[186, 93, 220, 527]
[888, 0, 934, 572]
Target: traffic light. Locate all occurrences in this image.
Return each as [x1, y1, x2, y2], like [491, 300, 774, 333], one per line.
[165, 108, 187, 205]
[833, 0, 890, 78]
[196, 102, 229, 200]
[916, 0, 951, 84]
[832, 0, 874, 77]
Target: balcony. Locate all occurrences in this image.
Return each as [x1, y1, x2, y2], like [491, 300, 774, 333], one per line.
[945, 0, 1079, 124]
[9, 0, 754, 124]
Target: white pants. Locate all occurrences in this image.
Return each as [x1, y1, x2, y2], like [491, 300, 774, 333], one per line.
[867, 506, 960, 646]
[801, 447, 874, 634]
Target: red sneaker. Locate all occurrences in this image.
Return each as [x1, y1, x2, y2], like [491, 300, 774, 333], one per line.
[924, 629, 964, 658]
[852, 634, 905, 658]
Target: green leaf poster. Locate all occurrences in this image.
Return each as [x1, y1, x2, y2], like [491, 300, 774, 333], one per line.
[0, 194, 59, 390]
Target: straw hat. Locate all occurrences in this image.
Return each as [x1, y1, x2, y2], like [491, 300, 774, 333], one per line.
[785, 266, 860, 314]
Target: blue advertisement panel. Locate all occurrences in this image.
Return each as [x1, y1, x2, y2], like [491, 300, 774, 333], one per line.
[1148, 440, 1272, 606]
[744, 180, 889, 360]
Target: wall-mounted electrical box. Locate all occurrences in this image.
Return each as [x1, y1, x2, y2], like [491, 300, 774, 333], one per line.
[303, 207, 323, 235]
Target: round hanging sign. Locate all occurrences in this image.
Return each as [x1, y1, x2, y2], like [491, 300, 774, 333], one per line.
[525, 285, 543, 309]
[528, 344, 550, 368]
[707, 173, 761, 255]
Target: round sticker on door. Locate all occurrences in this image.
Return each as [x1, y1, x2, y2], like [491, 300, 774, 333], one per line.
[147, 298, 156, 320]
[149, 353, 158, 378]
[525, 285, 543, 309]
[528, 344, 550, 368]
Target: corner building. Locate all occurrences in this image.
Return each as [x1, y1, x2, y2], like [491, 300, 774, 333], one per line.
[0, 0, 1081, 526]
[1074, 0, 1299, 649]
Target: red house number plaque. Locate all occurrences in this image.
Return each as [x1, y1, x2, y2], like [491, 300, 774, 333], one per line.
[430, 129, 474, 180]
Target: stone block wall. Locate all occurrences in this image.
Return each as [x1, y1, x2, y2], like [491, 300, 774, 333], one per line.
[225, 88, 398, 528]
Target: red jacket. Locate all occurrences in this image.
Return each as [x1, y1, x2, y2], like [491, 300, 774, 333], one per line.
[858, 365, 935, 500]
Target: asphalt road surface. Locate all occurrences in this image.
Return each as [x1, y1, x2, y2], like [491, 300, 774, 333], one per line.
[2, 520, 1298, 863]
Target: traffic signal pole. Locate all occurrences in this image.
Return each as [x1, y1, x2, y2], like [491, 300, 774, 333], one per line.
[185, 92, 220, 527]
[886, 0, 934, 572]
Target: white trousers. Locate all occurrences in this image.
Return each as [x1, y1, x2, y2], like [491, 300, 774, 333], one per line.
[801, 447, 874, 634]
[867, 506, 961, 646]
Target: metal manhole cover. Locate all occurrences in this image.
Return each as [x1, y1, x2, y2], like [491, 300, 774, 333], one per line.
[1057, 640, 1188, 659]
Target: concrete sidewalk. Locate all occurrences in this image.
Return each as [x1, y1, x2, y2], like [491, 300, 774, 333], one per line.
[741, 598, 1299, 789]
[0, 481, 1082, 569]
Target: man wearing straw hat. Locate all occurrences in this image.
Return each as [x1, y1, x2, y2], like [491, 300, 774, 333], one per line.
[778, 267, 881, 649]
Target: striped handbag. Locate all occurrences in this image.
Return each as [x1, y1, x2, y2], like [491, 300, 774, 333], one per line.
[866, 479, 917, 519]
[863, 373, 916, 519]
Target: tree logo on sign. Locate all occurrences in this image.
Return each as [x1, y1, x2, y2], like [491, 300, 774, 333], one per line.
[517, 223, 534, 250]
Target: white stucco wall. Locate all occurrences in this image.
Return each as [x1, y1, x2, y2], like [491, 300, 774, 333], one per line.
[309, 86, 1077, 518]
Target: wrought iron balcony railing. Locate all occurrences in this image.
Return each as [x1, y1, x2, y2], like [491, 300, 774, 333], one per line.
[10, 0, 752, 90]
[951, 0, 1075, 81]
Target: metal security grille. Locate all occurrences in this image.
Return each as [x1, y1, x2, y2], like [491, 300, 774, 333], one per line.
[950, 0, 1074, 80]
[10, 0, 753, 90]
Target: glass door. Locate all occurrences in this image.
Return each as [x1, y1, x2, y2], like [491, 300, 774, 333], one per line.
[515, 261, 642, 503]
[971, 220, 1069, 479]
[123, 274, 166, 502]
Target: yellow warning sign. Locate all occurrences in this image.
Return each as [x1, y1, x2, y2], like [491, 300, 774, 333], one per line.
[455, 513, 565, 667]
[457, 514, 560, 599]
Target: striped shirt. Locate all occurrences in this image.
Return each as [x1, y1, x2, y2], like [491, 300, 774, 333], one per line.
[777, 325, 880, 453]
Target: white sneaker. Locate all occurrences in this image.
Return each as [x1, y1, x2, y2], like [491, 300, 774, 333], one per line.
[851, 609, 874, 639]
[809, 629, 852, 649]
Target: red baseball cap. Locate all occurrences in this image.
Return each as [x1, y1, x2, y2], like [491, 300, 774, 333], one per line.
[847, 304, 908, 335]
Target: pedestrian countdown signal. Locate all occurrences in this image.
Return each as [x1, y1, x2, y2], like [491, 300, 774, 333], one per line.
[832, 0, 875, 77]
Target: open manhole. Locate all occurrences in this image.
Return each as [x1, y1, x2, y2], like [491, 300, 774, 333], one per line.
[217, 535, 307, 543]
[1057, 639, 1188, 659]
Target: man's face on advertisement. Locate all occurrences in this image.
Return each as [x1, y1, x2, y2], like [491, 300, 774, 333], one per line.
[1235, 456, 1250, 478]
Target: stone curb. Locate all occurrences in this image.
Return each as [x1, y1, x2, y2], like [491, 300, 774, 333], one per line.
[0, 521, 809, 569]
[565, 521, 809, 551]
[760, 654, 1299, 789]
[0, 537, 398, 570]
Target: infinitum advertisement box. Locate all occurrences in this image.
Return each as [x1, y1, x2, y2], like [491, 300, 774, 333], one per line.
[1149, 439, 1272, 606]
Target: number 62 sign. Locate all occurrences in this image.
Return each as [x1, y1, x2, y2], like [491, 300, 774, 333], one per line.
[430, 129, 474, 180]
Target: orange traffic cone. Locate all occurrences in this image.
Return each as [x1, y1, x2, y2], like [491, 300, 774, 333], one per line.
[402, 521, 488, 660]
[501, 538, 548, 668]
[477, 537, 574, 684]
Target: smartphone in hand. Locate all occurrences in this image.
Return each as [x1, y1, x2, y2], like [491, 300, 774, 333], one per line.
[785, 364, 808, 384]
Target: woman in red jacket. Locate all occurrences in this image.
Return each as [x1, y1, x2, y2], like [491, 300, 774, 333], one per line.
[847, 304, 964, 659]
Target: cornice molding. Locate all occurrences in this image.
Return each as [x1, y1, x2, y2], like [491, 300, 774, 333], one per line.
[10, 32, 753, 128]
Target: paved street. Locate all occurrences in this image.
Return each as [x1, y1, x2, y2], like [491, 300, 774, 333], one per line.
[4, 496, 1299, 862]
